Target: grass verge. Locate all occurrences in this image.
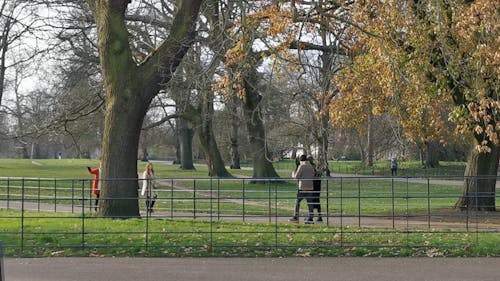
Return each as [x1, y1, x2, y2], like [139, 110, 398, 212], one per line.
[0, 210, 499, 258]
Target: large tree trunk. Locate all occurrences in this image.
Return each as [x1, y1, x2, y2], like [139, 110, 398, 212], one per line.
[196, 125, 230, 177]
[425, 140, 440, 168]
[140, 146, 149, 162]
[242, 71, 279, 179]
[88, 0, 203, 218]
[318, 115, 331, 176]
[193, 91, 230, 177]
[174, 138, 181, 164]
[455, 144, 498, 211]
[0, 15, 11, 106]
[178, 117, 195, 170]
[365, 113, 374, 166]
[183, 101, 229, 176]
[356, 132, 365, 164]
[100, 90, 146, 218]
[418, 145, 425, 166]
[230, 93, 241, 169]
[291, 149, 297, 161]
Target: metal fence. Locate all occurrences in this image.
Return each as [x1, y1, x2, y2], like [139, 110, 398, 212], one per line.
[0, 176, 499, 257]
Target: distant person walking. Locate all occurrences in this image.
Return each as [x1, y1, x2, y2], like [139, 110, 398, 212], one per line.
[308, 156, 323, 222]
[87, 163, 101, 211]
[141, 162, 157, 214]
[289, 155, 315, 224]
[391, 158, 398, 176]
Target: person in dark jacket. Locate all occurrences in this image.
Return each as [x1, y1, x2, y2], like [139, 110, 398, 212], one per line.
[391, 158, 398, 176]
[308, 156, 323, 222]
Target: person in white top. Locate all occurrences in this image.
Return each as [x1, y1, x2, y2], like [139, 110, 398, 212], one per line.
[141, 162, 157, 214]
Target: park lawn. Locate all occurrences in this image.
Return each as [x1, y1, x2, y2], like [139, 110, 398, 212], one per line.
[0, 158, 467, 178]
[0, 158, 256, 179]
[0, 160, 496, 258]
[327, 160, 466, 177]
[153, 178, 463, 217]
[0, 209, 498, 257]
[0, 158, 214, 179]
[0, 159, 475, 217]
[0, 159, 100, 178]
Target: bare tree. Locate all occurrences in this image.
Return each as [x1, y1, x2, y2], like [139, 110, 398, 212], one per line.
[0, 0, 48, 106]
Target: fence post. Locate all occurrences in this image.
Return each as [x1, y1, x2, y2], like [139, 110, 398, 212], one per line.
[81, 180, 85, 251]
[427, 178, 431, 230]
[209, 177, 213, 251]
[6, 178, 9, 209]
[325, 178, 329, 225]
[71, 180, 75, 213]
[339, 177, 343, 247]
[268, 181, 271, 223]
[54, 178, 57, 212]
[357, 178, 361, 227]
[21, 178, 25, 254]
[37, 178, 41, 212]
[170, 179, 174, 219]
[242, 179, 245, 222]
[193, 179, 196, 219]
[0, 241, 4, 281]
[217, 178, 220, 221]
[391, 178, 395, 229]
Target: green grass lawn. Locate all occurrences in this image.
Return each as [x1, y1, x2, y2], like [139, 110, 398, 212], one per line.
[1, 158, 498, 258]
[0, 158, 466, 178]
[1, 209, 498, 258]
[272, 159, 466, 177]
[0, 158, 486, 217]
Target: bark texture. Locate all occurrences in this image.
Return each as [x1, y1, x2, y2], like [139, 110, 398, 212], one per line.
[230, 93, 241, 169]
[88, 0, 203, 217]
[242, 69, 279, 179]
[195, 91, 230, 177]
[178, 117, 195, 170]
[425, 141, 440, 168]
[455, 144, 498, 211]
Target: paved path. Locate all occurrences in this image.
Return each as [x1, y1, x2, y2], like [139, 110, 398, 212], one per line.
[2, 196, 500, 231]
[4, 257, 500, 281]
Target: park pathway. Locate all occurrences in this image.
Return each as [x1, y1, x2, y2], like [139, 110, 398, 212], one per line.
[4, 257, 500, 281]
[2, 197, 499, 231]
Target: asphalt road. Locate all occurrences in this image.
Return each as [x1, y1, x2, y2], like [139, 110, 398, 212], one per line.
[4, 257, 500, 281]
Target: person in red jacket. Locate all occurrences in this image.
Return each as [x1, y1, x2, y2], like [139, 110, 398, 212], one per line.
[87, 163, 101, 211]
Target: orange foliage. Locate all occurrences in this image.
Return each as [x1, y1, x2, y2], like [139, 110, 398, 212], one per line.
[332, 0, 498, 152]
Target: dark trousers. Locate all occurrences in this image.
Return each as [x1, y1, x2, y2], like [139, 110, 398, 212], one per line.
[146, 194, 157, 212]
[312, 179, 322, 217]
[311, 192, 322, 217]
[293, 191, 314, 220]
[94, 194, 100, 211]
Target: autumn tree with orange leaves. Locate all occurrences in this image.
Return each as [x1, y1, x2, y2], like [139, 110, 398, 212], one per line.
[215, 1, 351, 177]
[334, 0, 499, 211]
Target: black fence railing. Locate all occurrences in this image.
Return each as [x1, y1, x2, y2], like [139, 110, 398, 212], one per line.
[0, 176, 499, 257]
[0, 240, 4, 281]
